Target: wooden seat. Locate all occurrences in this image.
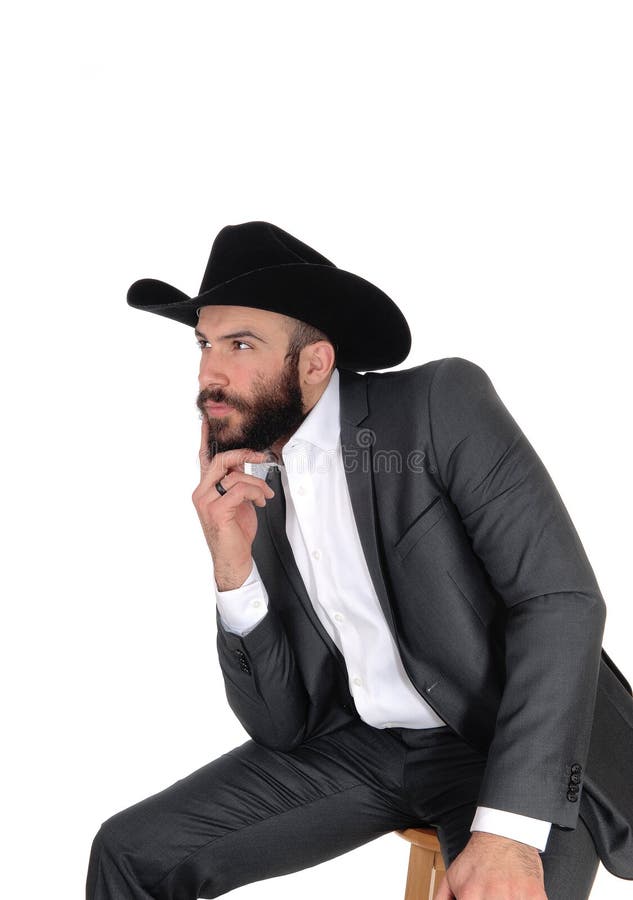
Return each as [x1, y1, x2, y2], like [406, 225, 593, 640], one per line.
[396, 827, 446, 900]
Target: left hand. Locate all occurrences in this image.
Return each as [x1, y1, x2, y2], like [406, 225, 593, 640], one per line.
[435, 831, 547, 899]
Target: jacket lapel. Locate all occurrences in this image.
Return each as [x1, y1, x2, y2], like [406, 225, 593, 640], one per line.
[262, 368, 396, 644]
[338, 368, 396, 635]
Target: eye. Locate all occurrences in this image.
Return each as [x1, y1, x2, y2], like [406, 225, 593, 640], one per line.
[195, 339, 252, 350]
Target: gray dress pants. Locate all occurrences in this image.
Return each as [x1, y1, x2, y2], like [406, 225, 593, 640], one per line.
[86, 718, 600, 900]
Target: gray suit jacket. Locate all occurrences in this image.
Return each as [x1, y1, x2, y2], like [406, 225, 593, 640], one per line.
[215, 357, 633, 878]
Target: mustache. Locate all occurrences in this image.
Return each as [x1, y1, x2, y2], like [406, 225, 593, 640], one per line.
[196, 390, 245, 412]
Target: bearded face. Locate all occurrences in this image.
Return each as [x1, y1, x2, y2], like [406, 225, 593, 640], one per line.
[196, 351, 307, 459]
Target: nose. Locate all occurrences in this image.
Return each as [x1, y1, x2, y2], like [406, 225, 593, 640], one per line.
[198, 352, 230, 391]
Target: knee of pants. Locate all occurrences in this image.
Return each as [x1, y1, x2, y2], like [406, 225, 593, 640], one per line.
[88, 811, 167, 898]
[90, 813, 223, 900]
[91, 802, 226, 899]
[96, 806, 139, 856]
[91, 803, 159, 882]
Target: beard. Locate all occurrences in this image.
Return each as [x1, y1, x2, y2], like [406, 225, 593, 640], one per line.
[196, 354, 308, 460]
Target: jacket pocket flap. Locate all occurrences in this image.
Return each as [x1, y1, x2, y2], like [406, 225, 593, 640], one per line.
[394, 496, 447, 560]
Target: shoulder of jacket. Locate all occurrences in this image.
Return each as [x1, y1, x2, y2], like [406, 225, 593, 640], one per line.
[364, 356, 490, 388]
[428, 356, 494, 396]
[359, 358, 495, 412]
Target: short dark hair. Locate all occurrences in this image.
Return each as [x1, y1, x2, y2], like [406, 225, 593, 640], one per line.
[282, 316, 338, 371]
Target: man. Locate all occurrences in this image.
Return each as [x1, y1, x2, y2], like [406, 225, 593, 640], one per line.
[87, 221, 633, 899]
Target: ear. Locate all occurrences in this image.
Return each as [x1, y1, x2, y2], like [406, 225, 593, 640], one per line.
[300, 341, 336, 385]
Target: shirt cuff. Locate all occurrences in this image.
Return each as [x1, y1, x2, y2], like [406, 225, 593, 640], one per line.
[214, 560, 269, 636]
[470, 806, 551, 853]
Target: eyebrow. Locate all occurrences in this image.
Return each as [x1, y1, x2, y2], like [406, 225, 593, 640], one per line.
[194, 328, 267, 344]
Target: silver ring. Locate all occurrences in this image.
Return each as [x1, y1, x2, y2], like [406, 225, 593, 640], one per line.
[215, 479, 227, 496]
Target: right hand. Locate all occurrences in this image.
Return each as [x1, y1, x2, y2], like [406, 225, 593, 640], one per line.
[192, 414, 276, 589]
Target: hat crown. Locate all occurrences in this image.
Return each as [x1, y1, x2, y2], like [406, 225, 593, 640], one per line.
[199, 221, 335, 295]
[127, 219, 412, 371]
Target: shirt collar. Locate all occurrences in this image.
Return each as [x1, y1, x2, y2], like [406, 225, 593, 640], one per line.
[282, 367, 340, 457]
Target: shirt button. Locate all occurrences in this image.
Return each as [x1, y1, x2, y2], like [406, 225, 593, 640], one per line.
[297, 485, 306, 495]
[252, 600, 261, 608]
[312, 549, 321, 560]
[334, 612, 344, 623]
[352, 676, 363, 687]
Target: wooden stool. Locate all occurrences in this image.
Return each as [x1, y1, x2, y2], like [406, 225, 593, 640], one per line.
[396, 827, 446, 900]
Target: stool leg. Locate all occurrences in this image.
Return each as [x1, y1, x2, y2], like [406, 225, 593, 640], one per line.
[404, 844, 435, 900]
[430, 849, 446, 898]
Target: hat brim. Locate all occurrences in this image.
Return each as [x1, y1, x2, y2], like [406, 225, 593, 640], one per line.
[127, 263, 410, 372]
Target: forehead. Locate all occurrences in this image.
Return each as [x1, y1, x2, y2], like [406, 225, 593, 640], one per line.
[197, 304, 288, 336]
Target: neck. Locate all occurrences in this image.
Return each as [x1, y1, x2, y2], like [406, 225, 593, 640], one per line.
[269, 371, 333, 460]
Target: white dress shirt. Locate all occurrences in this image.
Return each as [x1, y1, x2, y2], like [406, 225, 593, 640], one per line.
[213, 367, 551, 852]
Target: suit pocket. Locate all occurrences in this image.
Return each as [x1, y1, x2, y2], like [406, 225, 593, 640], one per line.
[394, 495, 447, 560]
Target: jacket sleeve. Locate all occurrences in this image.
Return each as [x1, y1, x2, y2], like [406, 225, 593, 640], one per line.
[429, 356, 606, 828]
[215, 572, 310, 752]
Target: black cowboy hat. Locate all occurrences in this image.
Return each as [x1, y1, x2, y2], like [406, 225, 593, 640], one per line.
[127, 221, 411, 371]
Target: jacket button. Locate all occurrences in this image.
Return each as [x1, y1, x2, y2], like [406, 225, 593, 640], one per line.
[567, 784, 579, 794]
[570, 773, 581, 785]
[567, 791, 579, 802]
[570, 764, 582, 774]
[233, 649, 250, 673]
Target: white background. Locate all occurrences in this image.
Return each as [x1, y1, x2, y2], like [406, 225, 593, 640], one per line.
[1, 2, 631, 898]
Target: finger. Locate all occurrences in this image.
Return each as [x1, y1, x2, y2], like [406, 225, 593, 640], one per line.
[197, 471, 275, 508]
[200, 447, 266, 485]
[198, 412, 265, 476]
[434, 876, 454, 900]
[199, 411, 208, 452]
[199, 414, 210, 472]
[207, 470, 275, 498]
[214, 480, 273, 510]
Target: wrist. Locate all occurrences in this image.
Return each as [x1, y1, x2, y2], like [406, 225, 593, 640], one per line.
[470, 831, 539, 854]
[214, 559, 253, 591]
